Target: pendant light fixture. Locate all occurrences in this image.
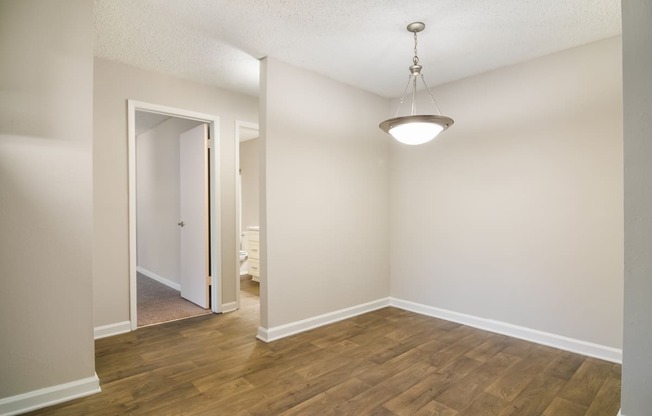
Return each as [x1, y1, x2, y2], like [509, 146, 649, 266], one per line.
[379, 22, 454, 145]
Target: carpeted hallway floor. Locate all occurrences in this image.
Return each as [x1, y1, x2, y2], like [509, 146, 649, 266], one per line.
[137, 273, 261, 327]
[137, 272, 212, 327]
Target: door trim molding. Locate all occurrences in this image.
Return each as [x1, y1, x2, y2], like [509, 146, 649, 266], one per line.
[127, 100, 222, 330]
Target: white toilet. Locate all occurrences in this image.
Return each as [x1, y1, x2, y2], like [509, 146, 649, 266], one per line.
[239, 234, 249, 276]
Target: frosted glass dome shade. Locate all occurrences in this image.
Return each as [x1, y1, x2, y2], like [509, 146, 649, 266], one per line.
[379, 115, 454, 145]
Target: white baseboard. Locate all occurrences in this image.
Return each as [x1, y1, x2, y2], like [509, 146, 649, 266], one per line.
[251, 295, 622, 364]
[617, 409, 623, 416]
[94, 321, 131, 340]
[390, 297, 622, 364]
[137, 266, 180, 291]
[0, 373, 100, 416]
[221, 301, 238, 313]
[257, 326, 270, 342]
[256, 297, 391, 343]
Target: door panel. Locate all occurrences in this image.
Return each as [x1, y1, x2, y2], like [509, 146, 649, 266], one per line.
[179, 124, 209, 308]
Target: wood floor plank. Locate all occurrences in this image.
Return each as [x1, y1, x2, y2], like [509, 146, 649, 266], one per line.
[413, 400, 459, 416]
[245, 359, 379, 415]
[485, 344, 558, 401]
[433, 382, 484, 412]
[25, 285, 621, 416]
[544, 350, 586, 381]
[457, 391, 507, 416]
[355, 346, 425, 386]
[334, 362, 438, 415]
[496, 373, 566, 416]
[294, 341, 364, 380]
[279, 378, 371, 416]
[556, 357, 613, 407]
[382, 372, 459, 416]
[192, 374, 254, 394]
[416, 338, 449, 354]
[500, 337, 537, 358]
[464, 334, 511, 362]
[458, 352, 522, 389]
[585, 371, 622, 416]
[368, 405, 399, 415]
[308, 321, 365, 349]
[542, 397, 588, 416]
[426, 334, 486, 368]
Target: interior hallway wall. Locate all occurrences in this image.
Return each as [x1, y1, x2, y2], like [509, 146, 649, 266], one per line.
[0, 0, 96, 400]
[390, 37, 623, 349]
[240, 138, 260, 230]
[94, 58, 258, 328]
[259, 57, 391, 329]
[136, 117, 204, 285]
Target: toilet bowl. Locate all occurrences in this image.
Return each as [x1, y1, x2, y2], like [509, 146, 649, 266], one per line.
[239, 250, 249, 276]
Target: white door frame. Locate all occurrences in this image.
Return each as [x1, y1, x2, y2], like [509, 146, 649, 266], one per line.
[234, 120, 259, 309]
[128, 100, 222, 330]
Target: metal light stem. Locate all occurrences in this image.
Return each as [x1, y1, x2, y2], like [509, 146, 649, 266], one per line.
[411, 75, 417, 115]
[379, 21, 455, 145]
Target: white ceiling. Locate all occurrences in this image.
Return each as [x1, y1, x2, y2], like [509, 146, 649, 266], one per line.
[95, 0, 621, 98]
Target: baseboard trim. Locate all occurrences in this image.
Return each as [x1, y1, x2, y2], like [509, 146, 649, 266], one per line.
[253, 296, 621, 363]
[94, 321, 131, 340]
[0, 373, 100, 416]
[137, 267, 180, 291]
[617, 409, 623, 416]
[390, 297, 622, 364]
[221, 301, 238, 313]
[256, 327, 270, 342]
[256, 297, 391, 343]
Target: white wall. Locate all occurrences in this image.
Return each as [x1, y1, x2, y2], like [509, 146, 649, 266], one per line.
[390, 37, 623, 349]
[260, 57, 391, 329]
[622, 1, 652, 414]
[0, 0, 96, 401]
[94, 58, 258, 328]
[136, 117, 204, 284]
[240, 138, 260, 230]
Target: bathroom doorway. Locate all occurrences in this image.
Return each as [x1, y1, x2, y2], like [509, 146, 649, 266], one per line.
[128, 101, 223, 330]
[236, 121, 260, 310]
[134, 113, 211, 326]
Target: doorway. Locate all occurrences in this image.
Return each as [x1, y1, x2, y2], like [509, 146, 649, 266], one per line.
[135, 115, 210, 326]
[128, 100, 222, 330]
[235, 121, 260, 310]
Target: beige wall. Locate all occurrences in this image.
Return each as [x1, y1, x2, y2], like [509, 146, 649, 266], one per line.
[240, 138, 260, 231]
[390, 37, 623, 349]
[260, 57, 391, 328]
[0, 0, 95, 398]
[622, 1, 652, 414]
[137, 117, 204, 284]
[94, 58, 258, 327]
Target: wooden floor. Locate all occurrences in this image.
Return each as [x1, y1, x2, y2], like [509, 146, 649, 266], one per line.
[29, 285, 620, 415]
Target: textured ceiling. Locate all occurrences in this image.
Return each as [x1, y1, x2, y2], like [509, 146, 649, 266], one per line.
[95, 0, 621, 98]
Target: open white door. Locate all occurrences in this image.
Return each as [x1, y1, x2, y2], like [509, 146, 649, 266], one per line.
[179, 124, 209, 308]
